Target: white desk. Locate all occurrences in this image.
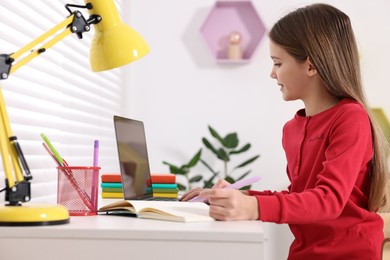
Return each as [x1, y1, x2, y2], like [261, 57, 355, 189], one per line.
[0, 214, 264, 260]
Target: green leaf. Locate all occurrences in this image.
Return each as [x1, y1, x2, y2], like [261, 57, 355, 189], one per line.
[230, 143, 251, 155]
[186, 149, 202, 168]
[235, 170, 252, 181]
[234, 155, 260, 169]
[172, 167, 188, 175]
[223, 133, 239, 149]
[200, 159, 219, 175]
[189, 175, 203, 183]
[240, 185, 251, 190]
[217, 148, 230, 161]
[202, 137, 219, 156]
[203, 180, 214, 188]
[162, 162, 187, 175]
[203, 172, 219, 188]
[224, 176, 235, 184]
[208, 125, 224, 145]
[162, 161, 178, 168]
[177, 183, 187, 191]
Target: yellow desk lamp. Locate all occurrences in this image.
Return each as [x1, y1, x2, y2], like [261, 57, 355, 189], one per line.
[0, 0, 149, 226]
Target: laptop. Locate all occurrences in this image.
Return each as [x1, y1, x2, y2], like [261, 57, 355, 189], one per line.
[113, 115, 177, 201]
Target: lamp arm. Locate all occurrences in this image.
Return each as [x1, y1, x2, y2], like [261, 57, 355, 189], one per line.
[0, 7, 101, 205]
[0, 86, 30, 205]
[7, 11, 95, 78]
[8, 15, 74, 77]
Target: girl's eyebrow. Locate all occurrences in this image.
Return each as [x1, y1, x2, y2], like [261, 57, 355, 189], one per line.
[271, 56, 281, 60]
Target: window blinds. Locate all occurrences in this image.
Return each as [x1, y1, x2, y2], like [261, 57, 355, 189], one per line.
[0, 0, 126, 204]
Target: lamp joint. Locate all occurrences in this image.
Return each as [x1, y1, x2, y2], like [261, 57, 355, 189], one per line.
[0, 54, 13, 80]
[65, 3, 93, 14]
[69, 11, 90, 39]
[87, 14, 102, 25]
[85, 3, 93, 10]
[5, 181, 31, 206]
[9, 136, 32, 179]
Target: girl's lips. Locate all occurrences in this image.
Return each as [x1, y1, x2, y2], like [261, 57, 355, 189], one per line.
[278, 83, 284, 92]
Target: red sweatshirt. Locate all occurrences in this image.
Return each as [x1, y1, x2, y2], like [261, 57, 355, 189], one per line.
[249, 98, 383, 259]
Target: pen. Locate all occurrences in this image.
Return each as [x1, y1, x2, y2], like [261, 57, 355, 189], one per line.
[91, 140, 99, 209]
[188, 176, 261, 202]
[93, 140, 99, 167]
[41, 133, 94, 211]
[41, 133, 64, 165]
[42, 142, 61, 166]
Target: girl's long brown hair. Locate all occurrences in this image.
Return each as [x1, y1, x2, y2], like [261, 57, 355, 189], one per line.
[269, 3, 389, 212]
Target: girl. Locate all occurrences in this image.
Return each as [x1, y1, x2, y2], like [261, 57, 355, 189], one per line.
[181, 3, 389, 259]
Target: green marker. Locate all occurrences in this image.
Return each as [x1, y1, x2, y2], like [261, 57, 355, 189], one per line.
[40, 133, 64, 165]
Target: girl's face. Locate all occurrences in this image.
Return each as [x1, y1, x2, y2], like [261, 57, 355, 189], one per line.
[269, 41, 312, 101]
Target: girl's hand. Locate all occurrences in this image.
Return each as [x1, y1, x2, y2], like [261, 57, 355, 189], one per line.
[180, 179, 250, 201]
[199, 188, 259, 221]
[180, 187, 204, 201]
[212, 179, 231, 189]
[179, 179, 231, 201]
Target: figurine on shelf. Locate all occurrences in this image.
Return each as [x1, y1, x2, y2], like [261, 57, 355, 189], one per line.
[227, 31, 243, 60]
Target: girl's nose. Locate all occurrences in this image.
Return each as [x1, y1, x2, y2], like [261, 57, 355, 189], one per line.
[270, 70, 276, 79]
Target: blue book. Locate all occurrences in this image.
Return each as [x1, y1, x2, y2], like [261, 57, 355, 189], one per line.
[101, 182, 123, 188]
[151, 183, 177, 189]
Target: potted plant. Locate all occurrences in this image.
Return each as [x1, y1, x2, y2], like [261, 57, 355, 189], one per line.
[163, 125, 260, 191]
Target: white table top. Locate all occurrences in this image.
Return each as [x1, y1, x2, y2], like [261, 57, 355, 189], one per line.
[0, 214, 264, 243]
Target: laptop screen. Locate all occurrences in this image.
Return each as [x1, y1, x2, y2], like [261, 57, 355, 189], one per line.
[113, 116, 153, 200]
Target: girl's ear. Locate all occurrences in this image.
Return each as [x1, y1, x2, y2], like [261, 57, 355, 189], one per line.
[306, 58, 317, 76]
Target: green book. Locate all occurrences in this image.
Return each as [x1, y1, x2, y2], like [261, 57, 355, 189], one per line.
[152, 188, 179, 194]
[102, 187, 123, 193]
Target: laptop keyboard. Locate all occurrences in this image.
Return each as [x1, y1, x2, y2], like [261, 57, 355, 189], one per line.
[145, 197, 177, 201]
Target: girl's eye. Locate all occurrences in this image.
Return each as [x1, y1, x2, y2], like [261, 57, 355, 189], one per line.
[273, 63, 281, 67]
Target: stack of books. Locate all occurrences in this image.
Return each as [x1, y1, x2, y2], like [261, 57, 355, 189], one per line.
[100, 173, 179, 200]
[101, 173, 124, 199]
[148, 174, 179, 199]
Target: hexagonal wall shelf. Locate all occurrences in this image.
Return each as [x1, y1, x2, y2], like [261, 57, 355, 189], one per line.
[200, 0, 266, 63]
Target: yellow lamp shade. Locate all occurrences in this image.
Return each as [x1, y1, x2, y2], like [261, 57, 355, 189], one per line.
[86, 0, 150, 72]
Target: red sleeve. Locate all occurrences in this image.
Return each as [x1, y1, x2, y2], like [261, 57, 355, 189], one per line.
[255, 107, 372, 224]
[247, 190, 289, 196]
[247, 190, 289, 221]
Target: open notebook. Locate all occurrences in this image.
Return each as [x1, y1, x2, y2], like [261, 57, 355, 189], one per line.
[99, 200, 214, 222]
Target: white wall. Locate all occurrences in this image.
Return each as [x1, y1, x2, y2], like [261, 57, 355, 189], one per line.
[124, 1, 390, 259]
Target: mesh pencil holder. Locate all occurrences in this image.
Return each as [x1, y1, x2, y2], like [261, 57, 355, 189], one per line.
[57, 166, 100, 216]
